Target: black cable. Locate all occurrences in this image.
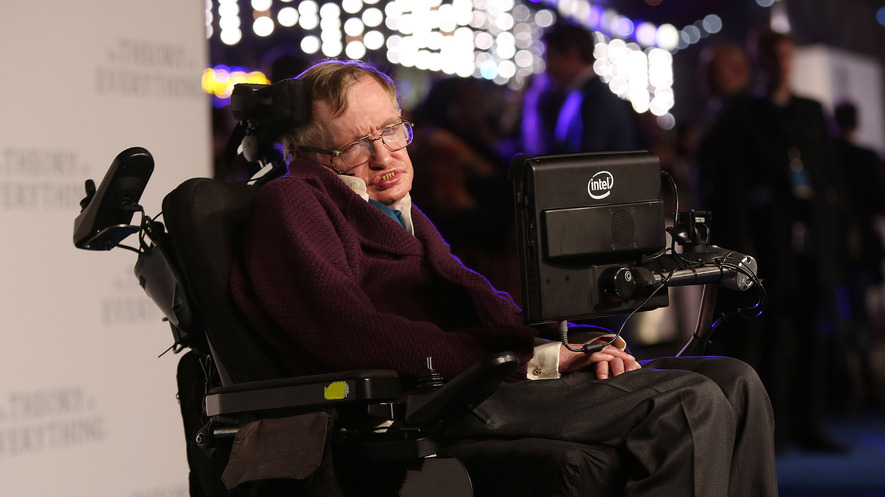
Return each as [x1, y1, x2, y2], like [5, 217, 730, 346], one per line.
[560, 170, 767, 355]
[560, 270, 675, 354]
[716, 258, 767, 319]
[662, 169, 679, 227]
[647, 171, 680, 262]
[114, 243, 140, 254]
[107, 205, 148, 253]
[662, 168, 768, 321]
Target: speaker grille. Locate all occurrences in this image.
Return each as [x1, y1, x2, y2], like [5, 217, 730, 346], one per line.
[611, 208, 635, 246]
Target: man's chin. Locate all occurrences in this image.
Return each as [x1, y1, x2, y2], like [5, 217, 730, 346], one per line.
[370, 186, 410, 208]
[370, 192, 408, 210]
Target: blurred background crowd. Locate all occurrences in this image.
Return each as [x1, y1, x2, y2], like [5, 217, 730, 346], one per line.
[204, 0, 885, 464]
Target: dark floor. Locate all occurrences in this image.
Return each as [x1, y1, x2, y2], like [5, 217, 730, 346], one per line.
[777, 401, 885, 497]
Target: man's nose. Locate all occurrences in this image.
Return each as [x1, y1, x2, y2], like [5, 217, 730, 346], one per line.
[367, 139, 392, 167]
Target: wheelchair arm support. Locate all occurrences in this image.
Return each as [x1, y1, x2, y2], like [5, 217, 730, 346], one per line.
[405, 351, 518, 425]
[203, 351, 518, 427]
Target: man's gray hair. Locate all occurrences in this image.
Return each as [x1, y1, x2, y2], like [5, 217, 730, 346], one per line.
[282, 59, 401, 162]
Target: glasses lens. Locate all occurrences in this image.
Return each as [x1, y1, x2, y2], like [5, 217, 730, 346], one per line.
[337, 121, 413, 169]
[339, 141, 369, 169]
[383, 122, 412, 151]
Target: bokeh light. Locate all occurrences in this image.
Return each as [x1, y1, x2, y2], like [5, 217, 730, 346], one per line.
[278, 7, 298, 27]
[202, 65, 270, 100]
[252, 16, 274, 37]
[207, 0, 704, 127]
[251, 0, 272, 11]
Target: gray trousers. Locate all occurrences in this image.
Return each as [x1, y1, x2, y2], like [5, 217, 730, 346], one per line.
[446, 356, 778, 497]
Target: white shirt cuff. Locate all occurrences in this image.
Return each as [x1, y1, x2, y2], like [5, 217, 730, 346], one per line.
[527, 341, 563, 380]
[526, 333, 628, 381]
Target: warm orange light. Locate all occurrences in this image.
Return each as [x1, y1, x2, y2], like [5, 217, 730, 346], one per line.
[201, 66, 270, 98]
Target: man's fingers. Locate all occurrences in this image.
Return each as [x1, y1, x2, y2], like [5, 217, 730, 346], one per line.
[602, 345, 635, 362]
[610, 357, 626, 377]
[562, 343, 642, 377]
[596, 360, 609, 380]
[600, 345, 642, 372]
[589, 352, 615, 362]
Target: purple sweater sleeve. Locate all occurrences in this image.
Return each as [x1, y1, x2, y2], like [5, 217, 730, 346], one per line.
[230, 168, 536, 382]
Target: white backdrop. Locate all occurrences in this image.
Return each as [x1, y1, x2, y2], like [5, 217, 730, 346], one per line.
[793, 45, 885, 155]
[0, 1, 210, 495]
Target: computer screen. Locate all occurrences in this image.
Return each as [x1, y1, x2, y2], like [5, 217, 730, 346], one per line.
[509, 151, 668, 324]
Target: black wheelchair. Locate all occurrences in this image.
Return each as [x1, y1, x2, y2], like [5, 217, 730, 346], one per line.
[73, 82, 764, 497]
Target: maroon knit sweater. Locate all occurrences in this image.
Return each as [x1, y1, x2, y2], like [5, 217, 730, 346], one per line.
[229, 161, 537, 382]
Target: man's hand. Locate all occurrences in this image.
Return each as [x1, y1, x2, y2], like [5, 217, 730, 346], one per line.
[559, 343, 641, 379]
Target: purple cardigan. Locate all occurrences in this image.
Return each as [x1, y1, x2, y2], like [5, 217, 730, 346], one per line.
[229, 161, 537, 382]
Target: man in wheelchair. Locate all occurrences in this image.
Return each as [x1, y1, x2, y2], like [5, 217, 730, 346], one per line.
[225, 59, 778, 496]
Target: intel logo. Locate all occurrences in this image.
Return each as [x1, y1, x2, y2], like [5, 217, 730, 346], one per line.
[587, 171, 614, 199]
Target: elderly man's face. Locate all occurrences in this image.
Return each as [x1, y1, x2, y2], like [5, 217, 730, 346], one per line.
[314, 77, 414, 208]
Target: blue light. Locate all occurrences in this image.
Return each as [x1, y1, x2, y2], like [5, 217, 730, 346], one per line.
[877, 7, 885, 26]
[615, 17, 635, 37]
[480, 60, 498, 80]
[397, 79, 413, 100]
[212, 95, 231, 108]
[536, 0, 727, 53]
[635, 21, 657, 46]
[587, 5, 605, 31]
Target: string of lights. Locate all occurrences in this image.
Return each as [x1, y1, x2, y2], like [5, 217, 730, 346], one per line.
[202, 0, 788, 129]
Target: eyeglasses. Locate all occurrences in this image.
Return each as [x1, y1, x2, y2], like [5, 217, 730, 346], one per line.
[298, 120, 414, 175]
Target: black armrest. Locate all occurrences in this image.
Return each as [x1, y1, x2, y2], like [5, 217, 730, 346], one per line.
[405, 351, 518, 426]
[205, 369, 403, 416]
[206, 350, 518, 425]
